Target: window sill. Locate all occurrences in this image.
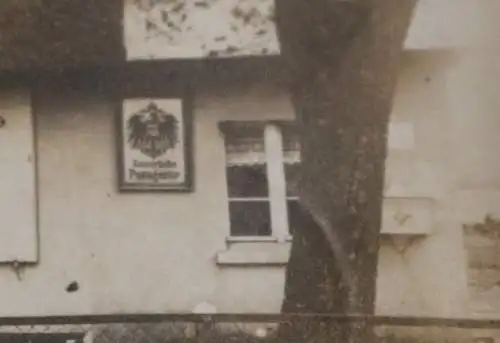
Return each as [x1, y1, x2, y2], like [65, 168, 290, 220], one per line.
[216, 239, 291, 266]
[225, 235, 292, 243]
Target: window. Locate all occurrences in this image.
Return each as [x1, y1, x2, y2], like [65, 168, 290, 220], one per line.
[221, 121, 301, 241]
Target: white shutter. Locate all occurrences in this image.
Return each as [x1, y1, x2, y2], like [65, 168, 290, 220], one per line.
[0, 89, 38, 262]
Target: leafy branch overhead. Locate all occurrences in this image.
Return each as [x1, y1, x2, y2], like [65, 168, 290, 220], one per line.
[129, 0, 279, 58]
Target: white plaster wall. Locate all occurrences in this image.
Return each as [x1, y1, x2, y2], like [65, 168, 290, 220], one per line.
[0, 50, 475, 317]
[445, 10, 500, 318]
[376, 51, 469, 318]
[0, 82, 296, 316]
[404, 0, 491, 50]
[4, 0, 500, 313]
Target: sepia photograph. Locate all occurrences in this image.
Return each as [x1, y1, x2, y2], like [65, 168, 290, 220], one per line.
[0, 1, 499, 343]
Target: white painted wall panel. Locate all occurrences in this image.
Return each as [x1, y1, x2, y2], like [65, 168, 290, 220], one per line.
[0, 90, 37, 262]
[405, 0, 490, 50]
[0, 51, 480, 317]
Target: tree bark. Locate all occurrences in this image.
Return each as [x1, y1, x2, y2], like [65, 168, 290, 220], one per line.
[274, 1, 417, 342]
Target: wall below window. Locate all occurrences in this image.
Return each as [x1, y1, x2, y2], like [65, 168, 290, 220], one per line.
[0, 47, 499, 319]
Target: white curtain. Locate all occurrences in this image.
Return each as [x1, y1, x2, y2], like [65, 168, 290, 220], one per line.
[224, 122, 301, 166]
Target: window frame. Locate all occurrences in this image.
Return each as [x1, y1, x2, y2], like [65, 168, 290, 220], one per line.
[220, 120, 298, 243]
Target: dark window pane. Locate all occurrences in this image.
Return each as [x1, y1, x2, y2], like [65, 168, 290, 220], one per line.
[282, 122, 301, 197]
[284, 163, 300, 197]
[287, 199, 304, 236]
[229, 201, 271, 236]
[227, 164, 268, 198]
[282, 124, 300, 152]
[224, 122, 265, 156]
[222, 121, 264, 142]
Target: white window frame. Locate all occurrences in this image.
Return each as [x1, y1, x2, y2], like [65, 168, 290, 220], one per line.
[221, 121, 297, 243]
[264, 123, 293, 242]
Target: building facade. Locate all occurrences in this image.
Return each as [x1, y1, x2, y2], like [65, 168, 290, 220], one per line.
[0, 0, 499, 320]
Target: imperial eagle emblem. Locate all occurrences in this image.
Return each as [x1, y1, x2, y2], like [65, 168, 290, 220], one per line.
[127, 102, 179, 159]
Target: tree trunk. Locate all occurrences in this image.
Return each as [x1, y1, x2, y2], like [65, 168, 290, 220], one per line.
[274, 1, 417, 342]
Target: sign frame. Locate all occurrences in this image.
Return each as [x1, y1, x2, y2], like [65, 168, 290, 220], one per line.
[116, 93, 194, 193]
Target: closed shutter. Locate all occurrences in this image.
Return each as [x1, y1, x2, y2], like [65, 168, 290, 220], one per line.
[0, 89, 38, 262]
